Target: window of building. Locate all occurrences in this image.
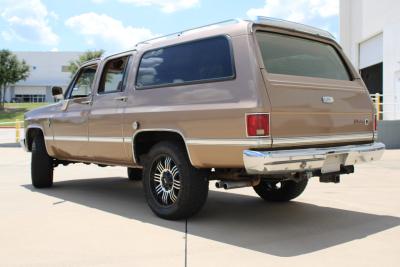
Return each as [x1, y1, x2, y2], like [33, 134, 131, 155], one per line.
[14, 94, 45, 103]
[136, 36, 235, 89]
[256, 31, 351, 81]
[98, 56, 130, 94]
[68, 64, 97, 99]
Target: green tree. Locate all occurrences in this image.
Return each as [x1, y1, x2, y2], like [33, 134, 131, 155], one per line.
[0, 50, 30, 110]
[67, 50, 104, 77]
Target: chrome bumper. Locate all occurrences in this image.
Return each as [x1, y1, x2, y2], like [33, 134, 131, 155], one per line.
[243, 142, 385, 175]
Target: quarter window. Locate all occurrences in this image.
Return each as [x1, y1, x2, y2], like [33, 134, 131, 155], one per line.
[98, 56, 130, 94]
[136, 36, 235, 89]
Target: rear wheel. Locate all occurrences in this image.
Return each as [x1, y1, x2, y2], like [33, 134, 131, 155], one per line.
[142, 142, 209, 220]
[253, 179, 308, 202]
[31, 133, 53, 188]
[127, 168, 142, 181]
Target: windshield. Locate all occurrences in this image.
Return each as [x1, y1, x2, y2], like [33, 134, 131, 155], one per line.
[256, 31, 350, 81]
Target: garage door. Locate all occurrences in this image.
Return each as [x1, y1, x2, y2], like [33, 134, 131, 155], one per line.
[359, 33, 383, 69]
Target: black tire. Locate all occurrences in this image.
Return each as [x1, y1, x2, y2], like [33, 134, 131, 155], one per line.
[142, 142, 209, 220]
[253, 179, 308, 202]
[127, 168, 143, 181]
[31, 133, 53, 188]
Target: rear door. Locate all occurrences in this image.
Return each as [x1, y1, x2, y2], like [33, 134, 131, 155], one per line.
[254, 30, 374, 147]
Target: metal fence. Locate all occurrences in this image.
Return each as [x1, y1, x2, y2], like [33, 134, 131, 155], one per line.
[370, 93, 399, 120]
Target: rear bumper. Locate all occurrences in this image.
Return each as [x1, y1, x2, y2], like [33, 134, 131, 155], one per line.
[243, 142, 385, 174]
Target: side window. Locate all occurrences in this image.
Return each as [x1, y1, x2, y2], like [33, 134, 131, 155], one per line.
[69, 65, 97, 99]
[98, 56, 130, 94]
[136, 36, 235, 89]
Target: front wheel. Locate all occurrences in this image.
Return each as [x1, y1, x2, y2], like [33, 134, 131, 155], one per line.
[31, 133, 53, 188]
[253, 179, 308, 202]
[142, 142, 209, 220]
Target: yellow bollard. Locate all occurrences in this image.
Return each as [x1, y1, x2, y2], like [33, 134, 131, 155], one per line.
[16, 120, 20, 143]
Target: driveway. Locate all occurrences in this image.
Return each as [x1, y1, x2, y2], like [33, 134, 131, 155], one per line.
[0, 146, 399, 266]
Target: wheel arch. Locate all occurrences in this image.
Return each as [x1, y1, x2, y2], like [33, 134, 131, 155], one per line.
[132, 129, 195, 166]
[25, 125, 46, 152]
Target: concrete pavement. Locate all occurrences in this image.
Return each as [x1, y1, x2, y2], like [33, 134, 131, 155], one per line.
[0, 146, 399, 266]
[0, 128, 24, 144]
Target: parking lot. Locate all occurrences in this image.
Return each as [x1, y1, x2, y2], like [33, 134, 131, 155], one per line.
[1, 130, 399, 266]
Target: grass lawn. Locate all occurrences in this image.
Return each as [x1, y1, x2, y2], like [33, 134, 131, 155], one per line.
[0, 103, 48, 126]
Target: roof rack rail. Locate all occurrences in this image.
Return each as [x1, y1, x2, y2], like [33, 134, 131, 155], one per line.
[135, 19, 242, 47]
[254, 16, 335, 39]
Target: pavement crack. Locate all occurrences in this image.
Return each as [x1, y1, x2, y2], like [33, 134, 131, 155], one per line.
[53, 200, 67, 205]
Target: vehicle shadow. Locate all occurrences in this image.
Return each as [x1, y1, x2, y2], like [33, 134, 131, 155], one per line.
[0, 143, 20, 148]
[22, 177, 400, 257]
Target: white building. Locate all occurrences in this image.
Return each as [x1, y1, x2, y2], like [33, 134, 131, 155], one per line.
[5, 52, 82, 103]
[340, 0, 400, 120]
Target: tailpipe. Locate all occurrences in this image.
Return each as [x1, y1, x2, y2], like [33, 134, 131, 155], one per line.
[215, 179, 260, 190]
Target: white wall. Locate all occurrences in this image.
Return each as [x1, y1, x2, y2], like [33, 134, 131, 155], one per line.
[14, 51, 82, 87]
[340, 0, 400, 120]
[14, 86, 46, 95]
[5, 51, 82, 102]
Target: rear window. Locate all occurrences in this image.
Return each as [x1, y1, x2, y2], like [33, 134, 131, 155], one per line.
[136, 36, 235, 89]
[256, 31, 350, 81]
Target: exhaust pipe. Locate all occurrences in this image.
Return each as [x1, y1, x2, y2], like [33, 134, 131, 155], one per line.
[215, 179, 260, 190]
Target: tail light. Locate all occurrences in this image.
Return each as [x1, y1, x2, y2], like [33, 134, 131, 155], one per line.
[374, 114, 377, 131]
[246, 113, 270, 137]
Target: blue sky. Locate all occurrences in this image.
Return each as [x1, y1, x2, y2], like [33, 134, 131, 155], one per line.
[0, 0, 339, 53]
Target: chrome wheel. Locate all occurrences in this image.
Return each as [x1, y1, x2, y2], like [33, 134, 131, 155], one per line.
[143, 142, 209, 219]
[150, 156, 181, 206]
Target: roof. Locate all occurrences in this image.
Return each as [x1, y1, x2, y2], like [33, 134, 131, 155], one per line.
[135, 17, 334, 49]
[92, 17, 336, 64]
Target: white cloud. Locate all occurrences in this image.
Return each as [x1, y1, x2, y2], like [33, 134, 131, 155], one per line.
[65, 12, 156, 51]
[246, 0, 338, 23]
[1, 30, 13, 41]
[119, 0, 199, 13]
[0, 0, 59, 45]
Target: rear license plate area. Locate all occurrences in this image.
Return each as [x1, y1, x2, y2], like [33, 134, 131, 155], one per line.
[321, 154, 345, 173]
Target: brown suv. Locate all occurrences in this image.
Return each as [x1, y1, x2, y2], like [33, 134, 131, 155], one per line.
[21, 18, 385, 220]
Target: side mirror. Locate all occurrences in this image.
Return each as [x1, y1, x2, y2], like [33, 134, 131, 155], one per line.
[52, 86, 64, 100]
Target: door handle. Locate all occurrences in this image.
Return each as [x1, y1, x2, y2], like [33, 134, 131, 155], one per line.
[81, 100, 92, 105]
[113, 96, 127, 102]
